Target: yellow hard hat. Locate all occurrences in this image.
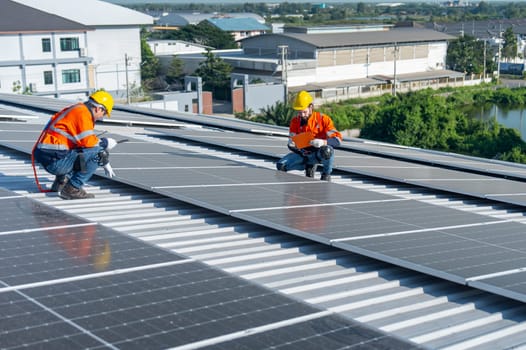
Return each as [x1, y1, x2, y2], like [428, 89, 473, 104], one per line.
[90, 90, 114, 117]
[292, 90, 313, 111]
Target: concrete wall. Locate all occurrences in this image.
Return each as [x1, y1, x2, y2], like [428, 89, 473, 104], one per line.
[87, 27, 142, 99]
[0, 26, 143, 100]
[0, 31, 90, 98]
[286, 42, 449, 88]
[245, 84, 285, 113]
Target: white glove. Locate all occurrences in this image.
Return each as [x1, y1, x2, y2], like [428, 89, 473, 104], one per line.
[103, 163, 116, 178]
[310, 138, 326, 148]
[287, 140, 296, 149]
[101, 137, 117, 150]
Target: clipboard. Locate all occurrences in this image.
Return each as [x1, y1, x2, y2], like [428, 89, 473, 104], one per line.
[291, 132, 314, 149]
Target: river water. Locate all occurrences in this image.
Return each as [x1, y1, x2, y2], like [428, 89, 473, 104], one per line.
[471, 105, 526, 141]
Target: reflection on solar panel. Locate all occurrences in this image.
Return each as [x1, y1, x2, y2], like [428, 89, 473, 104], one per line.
[147, 127, 526, 207]
[3, 120, 526, 307]
[1, 188, 418, 349]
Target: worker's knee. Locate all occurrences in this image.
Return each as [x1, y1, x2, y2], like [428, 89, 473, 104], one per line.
[317, 145, 334, 160]
[276, 162, 287, 172]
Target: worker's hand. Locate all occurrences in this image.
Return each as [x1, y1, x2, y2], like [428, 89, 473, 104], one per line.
[310, 138, 326, 148]
[100, 137, 117, 151]
[287, 140, 296, 149]
[103, 163, 116, 178]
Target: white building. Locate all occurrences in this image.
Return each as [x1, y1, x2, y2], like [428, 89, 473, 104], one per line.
[1, 0, 152, 100]
[238, 25, 456, 89]
[147, 40, 210, 56]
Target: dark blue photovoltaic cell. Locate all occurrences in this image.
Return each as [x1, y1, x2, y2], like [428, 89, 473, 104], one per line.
[4, 119, 526, 305]
[0, 291, 104, 349]
[0, 197, 85, 232]
[157, 182, 392, 215]
[335, 221, 526, 287]
[233, 200, 499, 243]
[0, 192, 183, 285]
[0, 185, 418, 349]
[0, 251, 420, 350]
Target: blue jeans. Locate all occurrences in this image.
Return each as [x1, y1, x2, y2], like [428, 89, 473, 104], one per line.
[34, 146, 102, 188]
[276, 149, 334, 175]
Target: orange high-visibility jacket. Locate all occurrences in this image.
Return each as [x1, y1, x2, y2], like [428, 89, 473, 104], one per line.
[289, 111, 342, 141]
[37, 103, 99, 151]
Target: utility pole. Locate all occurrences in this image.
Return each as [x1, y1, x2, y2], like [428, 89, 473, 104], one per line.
[125, 53, 130, 104]
[497, 38, 502, 82]
[278, 45, 288, 103]
[483, 39, 486, 80]
[393, 43, 399, 97]
[497, 25, 502, 82]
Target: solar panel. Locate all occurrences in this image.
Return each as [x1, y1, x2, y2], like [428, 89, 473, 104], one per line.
[0, 188, 418, 349]
[335, 221, 526, 294]
[148, 127, 526, 207]
[343, 139, 526, 179]
[155, 182, 392, 216]
[4, 119, 526, 305]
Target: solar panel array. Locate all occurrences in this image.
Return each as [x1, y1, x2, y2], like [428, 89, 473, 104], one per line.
[1, 187, 418, 349]
[148, 127, 526, 207]
[2, 122, 526, 306]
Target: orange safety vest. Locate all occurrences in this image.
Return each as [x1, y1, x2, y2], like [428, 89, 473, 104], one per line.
[37, 103, 99, 151]
[289, 111, 342, 141]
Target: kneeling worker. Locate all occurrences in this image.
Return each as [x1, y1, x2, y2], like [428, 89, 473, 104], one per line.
[276, 90, 342, 181]
[33, 90, 117, 199]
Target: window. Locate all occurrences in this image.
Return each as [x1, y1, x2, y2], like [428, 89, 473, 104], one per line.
[60, 37, 79, 51]
[43, 71, 53, 85]
[62, 69, 80, 83]
[42, 38, 51, 52]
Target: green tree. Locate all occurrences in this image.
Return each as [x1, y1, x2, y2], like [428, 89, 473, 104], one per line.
[254, 101, 295, 126]
[140, 36, 161, 91]
[140, 37, 160, 80]
[361, 90, 463, 151]
[157, 21, 237, 50]
[446, 35, 487, 74]
[356, 2, 366, 14]
[165, 56, 185, 86]
[194, 49, 233, 100]
[502, 27, 518, 62]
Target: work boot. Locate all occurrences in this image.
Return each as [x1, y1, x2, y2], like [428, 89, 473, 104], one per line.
[320, 174, 331, 182]
[305, 164, 315, 178]
[60, 183, 94, 200]
[50, 175, 68, 192]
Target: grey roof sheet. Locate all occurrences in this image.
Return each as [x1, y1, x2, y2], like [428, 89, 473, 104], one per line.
[12, 0, 153, 26]
[1, 0, 90, 33]
[256, 28, 455, 49]
[156, 12, 265, 27]
[207, 17, 269, 32]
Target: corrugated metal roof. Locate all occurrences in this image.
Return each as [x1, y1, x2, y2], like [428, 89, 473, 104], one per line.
[243, 28, 455, 49]
[207, 17, 270, 32]
[11, 0, 153, 26]
[1, 0, 91, 33]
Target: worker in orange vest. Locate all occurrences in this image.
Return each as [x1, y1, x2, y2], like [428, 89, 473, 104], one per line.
[33, 90, 117, 199]
[277, 90, 342, 181]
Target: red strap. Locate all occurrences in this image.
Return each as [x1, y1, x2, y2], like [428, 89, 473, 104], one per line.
[31, 128, 52, 193]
